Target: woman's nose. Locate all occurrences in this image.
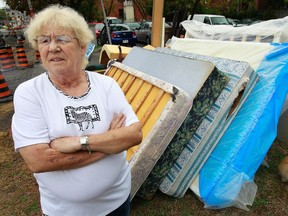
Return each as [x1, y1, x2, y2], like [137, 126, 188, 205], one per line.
[48, 39, 60, 51]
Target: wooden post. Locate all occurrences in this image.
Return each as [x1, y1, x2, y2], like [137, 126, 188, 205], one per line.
[151, 0, 164, 47]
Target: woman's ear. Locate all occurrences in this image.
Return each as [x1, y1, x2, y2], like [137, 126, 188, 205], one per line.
[81, 45, 86, 55]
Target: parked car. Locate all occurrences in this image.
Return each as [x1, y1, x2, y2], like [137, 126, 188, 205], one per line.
[191, 14, 230, 25]
[227, 18, 239, 27]
[98, 23, 137, 46]
[237, 18, 262, 27]
[95, 22, 105, 46]
[106, 17, 123, 24]
[125, 22, 141, 31]
[88, 21, 99, 27]
[135, 21, 171, 44]
[135, 22, 152, 44]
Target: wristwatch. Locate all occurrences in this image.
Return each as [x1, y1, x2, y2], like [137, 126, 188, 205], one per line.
[80, 136, 92, 154]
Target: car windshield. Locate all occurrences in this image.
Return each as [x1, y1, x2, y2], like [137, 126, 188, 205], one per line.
[111, 25, 130, 31]
[211, 17, 229, 25]
[95, 23, 104, 30]
[109, 19, 122, 24]
[126, 23, 140, 29]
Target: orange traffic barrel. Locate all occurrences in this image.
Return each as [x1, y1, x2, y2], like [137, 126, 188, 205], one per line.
[35, 50, 41, 63]
[0, 71, 13, 103]
[15, 44, 30, 68]
[0, 46, 17, 71]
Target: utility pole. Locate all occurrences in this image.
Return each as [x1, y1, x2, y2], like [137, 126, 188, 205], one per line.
[100, 0, 112, 44]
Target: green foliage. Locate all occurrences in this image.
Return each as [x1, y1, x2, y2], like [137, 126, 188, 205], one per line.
[79, 0, 101, 22]
[0, 9, 6, 20]
[2, 0, 287, 27]
[162, 0, 286, 21]
[23, 201, 40, 215]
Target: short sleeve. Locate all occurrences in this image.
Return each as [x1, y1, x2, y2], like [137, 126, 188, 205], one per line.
[12, 82, 50, 151]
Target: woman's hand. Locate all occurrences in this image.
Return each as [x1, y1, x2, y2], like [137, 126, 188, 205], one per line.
[49, 113, 126, 153]
[50, 137, 81, 153]
[109, 113, 126, 130]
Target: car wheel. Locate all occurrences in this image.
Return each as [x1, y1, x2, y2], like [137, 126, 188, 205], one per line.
[97, 37, 101, 46]
[146, 37, 151, 45]
[100, 37, 107, 46]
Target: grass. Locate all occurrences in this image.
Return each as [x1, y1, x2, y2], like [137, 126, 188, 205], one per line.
[1, 102, 288, 216]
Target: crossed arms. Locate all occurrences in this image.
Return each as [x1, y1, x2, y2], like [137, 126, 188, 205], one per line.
[18, 113, 142, 173]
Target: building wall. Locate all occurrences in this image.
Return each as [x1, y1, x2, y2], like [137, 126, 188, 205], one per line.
[255, 0, 269, 10]
[124, 2, 135, 22]
[96, 0, 146, 22]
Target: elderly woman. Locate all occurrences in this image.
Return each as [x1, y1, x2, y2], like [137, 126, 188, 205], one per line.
[12, 4, 142, 216]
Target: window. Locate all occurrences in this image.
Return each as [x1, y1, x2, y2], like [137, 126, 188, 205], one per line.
[119, 9, 124, 19]
[204, 17, 211, 25]
[111, 25, 129, 31]
[211, 17, 229, 25]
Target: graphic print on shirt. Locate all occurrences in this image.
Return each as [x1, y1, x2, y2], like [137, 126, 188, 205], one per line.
[64, 104, 101, 131]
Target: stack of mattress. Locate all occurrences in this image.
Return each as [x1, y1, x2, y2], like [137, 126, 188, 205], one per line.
[155, 47, 259, 198]
[168, 37, 288, 209]
[105, 62, 193, 198]
[122, 47, 229, 199]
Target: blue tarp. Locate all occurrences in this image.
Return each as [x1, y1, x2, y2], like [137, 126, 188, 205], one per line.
[86, 42, 95, 61]
[199, 43, 288, 209]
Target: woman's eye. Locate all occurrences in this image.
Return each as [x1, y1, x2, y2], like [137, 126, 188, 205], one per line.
[57, 36, 69, 43]
[41, 38, 50, 44]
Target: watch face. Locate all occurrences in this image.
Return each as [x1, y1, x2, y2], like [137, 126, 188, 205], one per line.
[80, 136, 91, 154]
[80, 136, 88, 145]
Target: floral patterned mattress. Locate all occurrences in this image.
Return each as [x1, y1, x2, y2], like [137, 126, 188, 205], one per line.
[155, 48, 259, 198]
[122, 47, 229, 199]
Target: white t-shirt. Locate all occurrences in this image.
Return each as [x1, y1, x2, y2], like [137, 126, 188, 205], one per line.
[12, 71, 139, 216]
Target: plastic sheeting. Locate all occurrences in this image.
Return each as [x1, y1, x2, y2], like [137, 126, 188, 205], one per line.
[167, 37, 288, 209]
[181, 17, 288, 43]
[197, 43, 288, 209]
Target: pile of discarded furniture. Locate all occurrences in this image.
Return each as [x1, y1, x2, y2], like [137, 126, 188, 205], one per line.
[97, 16, 288, 210]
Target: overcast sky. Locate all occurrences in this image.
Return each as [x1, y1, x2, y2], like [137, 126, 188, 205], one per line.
[0, 0, 7, 8]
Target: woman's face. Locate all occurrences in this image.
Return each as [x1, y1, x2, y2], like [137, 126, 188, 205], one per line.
[36, 25, 85, 76]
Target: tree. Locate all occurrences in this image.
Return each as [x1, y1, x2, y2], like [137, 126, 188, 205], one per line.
[5, 0, 102, 21]
[0, 9, 7, 20]
[133, 0, 153, 20]
[103, 0, 116, 17]
[79, 0, 99, 21]
[164, 0, 201, 37]
[6, 0, 61, 14]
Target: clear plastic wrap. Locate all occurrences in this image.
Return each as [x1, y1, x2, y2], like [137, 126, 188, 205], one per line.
[181, 16, 288, 43]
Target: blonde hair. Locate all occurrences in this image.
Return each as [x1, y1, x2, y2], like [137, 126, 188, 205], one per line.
[25, 4, 94, 67]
